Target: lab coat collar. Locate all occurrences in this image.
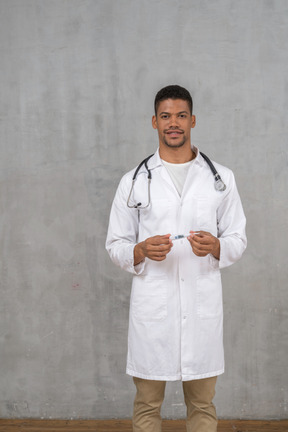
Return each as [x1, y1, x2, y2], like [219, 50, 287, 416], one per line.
[192, 145, 205, 167]
[139, 145, 204, 172]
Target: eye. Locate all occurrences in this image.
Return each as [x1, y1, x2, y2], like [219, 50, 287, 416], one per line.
[179, 114, 187, 118]
[161, 115, 169, 119]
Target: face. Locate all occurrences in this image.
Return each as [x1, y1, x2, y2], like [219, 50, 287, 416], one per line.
[152, 99, 196, 150]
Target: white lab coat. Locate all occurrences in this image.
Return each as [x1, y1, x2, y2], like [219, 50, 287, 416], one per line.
[106, 147, 247, 381]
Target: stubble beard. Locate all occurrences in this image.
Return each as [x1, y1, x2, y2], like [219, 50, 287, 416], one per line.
[163, 135, 186, 148]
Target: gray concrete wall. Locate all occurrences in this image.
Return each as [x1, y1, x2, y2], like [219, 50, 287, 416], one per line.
[0, 0, 287, 420]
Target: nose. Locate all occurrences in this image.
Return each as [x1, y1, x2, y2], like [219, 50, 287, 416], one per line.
[168, 115, 179, 128]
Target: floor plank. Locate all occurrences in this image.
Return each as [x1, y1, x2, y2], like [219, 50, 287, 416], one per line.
[0, 419, 287, 432]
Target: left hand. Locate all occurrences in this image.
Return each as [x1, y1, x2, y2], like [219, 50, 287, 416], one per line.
[187, 231, 220, 259]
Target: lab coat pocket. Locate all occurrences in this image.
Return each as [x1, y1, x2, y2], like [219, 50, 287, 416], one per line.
[196, 272, 222, 319]
[131, 275, 167, 322]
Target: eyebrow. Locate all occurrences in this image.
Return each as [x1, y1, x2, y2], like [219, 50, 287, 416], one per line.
[159, 111, 189, 116]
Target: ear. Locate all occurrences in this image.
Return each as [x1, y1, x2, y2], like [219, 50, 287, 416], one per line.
[191, 115, 196, 129]
[152, 115, 158, 130]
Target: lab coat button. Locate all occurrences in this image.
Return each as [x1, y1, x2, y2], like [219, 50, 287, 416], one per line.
[181, 278, 184, 282]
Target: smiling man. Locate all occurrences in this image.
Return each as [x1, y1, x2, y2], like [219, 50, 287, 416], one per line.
[106, 85, 247, 432]
[152, 98, 195, 150]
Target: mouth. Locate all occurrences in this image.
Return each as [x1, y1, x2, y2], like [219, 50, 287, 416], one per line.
[165, 129, 184, 138]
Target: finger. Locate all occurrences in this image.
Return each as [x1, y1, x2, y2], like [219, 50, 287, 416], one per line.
[147, 243, 172, 253]
[146, 244, 172, 257]
[191, 237, 213, 246]
[193, 251, 209, 257]
[150, 251, 169, 261]
[189, 233, 214, 245]
[149, 243, 173, 252]
[189, 230, 211, 238]
[193, 246, 211, 255]
[149, 234, 172, 245]
[187, 240, 210, 257]
[152, 255, 167, 261]
[188, 232, 202, 241]
[198, 231, 211, 236]
[188, 235, 204, 245]
[191, 241, 211, 254]
[190, 239, 212, 253]
[158, 243, 173, 251]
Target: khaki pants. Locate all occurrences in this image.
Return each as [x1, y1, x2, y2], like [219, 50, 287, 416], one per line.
[133, 376, 217, 432]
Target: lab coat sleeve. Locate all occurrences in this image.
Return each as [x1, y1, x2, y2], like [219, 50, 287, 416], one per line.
[217, 171, 247, 269]
[106, 175, 145, 275]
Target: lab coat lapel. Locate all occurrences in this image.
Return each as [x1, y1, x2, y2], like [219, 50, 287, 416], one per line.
[181, 146, 204, 200]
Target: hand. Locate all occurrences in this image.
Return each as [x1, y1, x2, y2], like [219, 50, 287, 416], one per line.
[187, 231, 220, 259]
[134, 234, 173, 265]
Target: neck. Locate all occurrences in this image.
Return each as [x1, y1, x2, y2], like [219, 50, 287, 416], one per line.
[159, 145, 196, 164]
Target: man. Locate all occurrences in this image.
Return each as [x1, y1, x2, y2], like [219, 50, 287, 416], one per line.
[106, 85, 247, 432]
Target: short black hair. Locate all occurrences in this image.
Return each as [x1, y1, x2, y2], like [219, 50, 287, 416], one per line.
[154, 85, 193, 115]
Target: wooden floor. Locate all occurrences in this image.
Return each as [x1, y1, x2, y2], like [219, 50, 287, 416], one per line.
[0, 419, 287, 432]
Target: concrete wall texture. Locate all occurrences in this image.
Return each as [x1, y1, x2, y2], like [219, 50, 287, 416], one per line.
[0, 0, 287, 421]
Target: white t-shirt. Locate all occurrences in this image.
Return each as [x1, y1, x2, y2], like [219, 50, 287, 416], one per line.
[162, 159, 195, 196]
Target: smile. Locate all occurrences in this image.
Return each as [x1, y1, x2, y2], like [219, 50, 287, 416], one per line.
[165, 130, 184, 137]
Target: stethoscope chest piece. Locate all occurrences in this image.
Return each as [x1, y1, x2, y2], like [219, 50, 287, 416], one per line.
[199, 152, 226, 192]
[214, 175, 226, 192]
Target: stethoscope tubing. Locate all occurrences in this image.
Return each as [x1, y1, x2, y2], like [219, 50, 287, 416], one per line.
[127, 151, 226, 208]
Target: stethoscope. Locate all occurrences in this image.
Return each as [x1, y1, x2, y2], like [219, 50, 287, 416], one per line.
[127, 152, 226, 209]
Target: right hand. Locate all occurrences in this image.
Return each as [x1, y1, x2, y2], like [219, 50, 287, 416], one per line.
[134, 234, 173, 265]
